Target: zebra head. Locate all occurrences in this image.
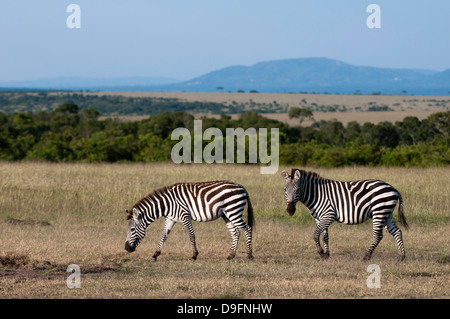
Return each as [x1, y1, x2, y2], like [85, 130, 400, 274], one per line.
[124, 208, 146, 252]
[281, 169, 302, 216]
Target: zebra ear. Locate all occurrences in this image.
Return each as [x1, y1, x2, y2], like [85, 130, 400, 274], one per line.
[294, 170, 301, 180]
[281, 170, 290, 180]
[132, 208, 141, 220]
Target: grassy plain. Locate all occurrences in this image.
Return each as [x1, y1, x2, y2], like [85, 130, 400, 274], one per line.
[88, 91, 449, 112]
[0, 162, 449, 298]
[93, 91, 449, 125]
[196, 110, 438, 126]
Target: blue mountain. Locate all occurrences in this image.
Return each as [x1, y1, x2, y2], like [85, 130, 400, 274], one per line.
[1, 58, 449, 95]
[172, 57, 449, 95]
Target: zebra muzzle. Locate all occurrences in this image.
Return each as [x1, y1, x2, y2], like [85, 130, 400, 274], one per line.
[124, 241, 135, 252]
[287, 202, 296, 216]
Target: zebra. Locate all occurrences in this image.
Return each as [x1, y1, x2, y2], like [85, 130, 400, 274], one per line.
[124, 180, 254, 261]
[281, 169, 408, 261]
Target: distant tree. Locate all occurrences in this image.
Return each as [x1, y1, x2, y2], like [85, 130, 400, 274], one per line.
[79, 108, 100, 120]
[345, 121, 362, 144]
[316, 120, 345, 146]
[367, 105, 393, 112]
[371, 122, 399, 148]
[428, 111, 450, 137]
[288, 107, 314, 122]
[396, 116, 422, 145]
[55, 102, 78, 114]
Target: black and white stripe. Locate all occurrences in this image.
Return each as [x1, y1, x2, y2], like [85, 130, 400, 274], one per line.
[282, 169, 408, 261]
[125, 181, 254, 260]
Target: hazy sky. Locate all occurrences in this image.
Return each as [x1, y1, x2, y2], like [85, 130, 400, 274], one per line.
[1, 0, 449, 82]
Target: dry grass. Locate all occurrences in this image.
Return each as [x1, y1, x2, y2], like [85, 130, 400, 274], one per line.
[193, 110, 438, 126]
[0, 162, 449, 298]
[101, 110, 438, 126]
[93, 91, 449, 125]
[86, 91, 449, 112]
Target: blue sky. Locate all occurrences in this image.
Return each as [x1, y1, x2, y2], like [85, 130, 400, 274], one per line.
[0, 0, 449, 82]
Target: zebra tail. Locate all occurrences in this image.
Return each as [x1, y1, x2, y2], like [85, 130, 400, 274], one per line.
[398, 194, 409, 230]
[246, 194, 255, 231]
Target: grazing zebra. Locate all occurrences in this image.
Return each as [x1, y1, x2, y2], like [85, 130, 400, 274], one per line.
[124, 181, 254, 261]
[281, 169, 408, 261]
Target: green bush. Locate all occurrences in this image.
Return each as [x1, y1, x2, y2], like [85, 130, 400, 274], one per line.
[0, 102, 448, 167]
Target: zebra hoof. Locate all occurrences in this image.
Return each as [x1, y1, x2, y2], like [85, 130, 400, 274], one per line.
[152, 251, 161, 262]
[363, 254, 372, 261]
[226, 255, 235, 260]
[319, 252, 329, 259]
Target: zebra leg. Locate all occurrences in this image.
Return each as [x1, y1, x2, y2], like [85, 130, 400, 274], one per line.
[313, 220, 324, 256]
[386, 219, 406, 261]
[222, 216, 240, 260]
[152, 218, 175, 261]
[364, 218, 385, 260]
[323, 228, 330, 258]
[224, 213, 253, 260]
[182, 218, 198, 260]
[313, 217, 334, 259]
[243, 224, 253, 260]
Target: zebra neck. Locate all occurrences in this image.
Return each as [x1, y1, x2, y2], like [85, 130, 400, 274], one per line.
[300, 177, 330, 210]
[140, 192, 169, 222]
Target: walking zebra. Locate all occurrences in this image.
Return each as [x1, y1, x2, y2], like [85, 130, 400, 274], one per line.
[124, 181, 254, 261]
[282, 169, 408, 261]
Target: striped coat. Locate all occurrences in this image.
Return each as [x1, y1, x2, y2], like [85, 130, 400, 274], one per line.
[282, 169, 408, 260]
[125, 181, 254, 261]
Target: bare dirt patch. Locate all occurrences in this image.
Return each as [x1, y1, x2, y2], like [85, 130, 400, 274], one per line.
[0, 251, 124, 281]
[6, 217, 51, 227]
[0, 252, 64, 280]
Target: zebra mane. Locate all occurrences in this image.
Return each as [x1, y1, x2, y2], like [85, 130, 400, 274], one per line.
[291, 169, 324, 182]
[304, 170, 323, 181]
[126, 186, 170, 220]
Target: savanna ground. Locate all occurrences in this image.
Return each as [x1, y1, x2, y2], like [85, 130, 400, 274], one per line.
[94, 91, 449, 125]
[89, 91, 450, 126]
[0, 162, 449, 299]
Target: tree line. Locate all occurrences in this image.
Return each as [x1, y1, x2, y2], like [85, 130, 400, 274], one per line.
[0, 90, 269, 115]
[0, 103, 448, 167]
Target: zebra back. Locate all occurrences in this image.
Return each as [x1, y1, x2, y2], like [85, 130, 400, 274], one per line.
[126, 181, 253, 225]
[291, 169, 407, 226]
